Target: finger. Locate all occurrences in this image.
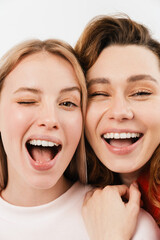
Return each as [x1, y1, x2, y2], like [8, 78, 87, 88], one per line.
[113, 184, 129, 197]
[127, 182, 141, 212]
[102, 185, 129, 203]
[83, 188, 99, 205]
[130, 182, 141, 204]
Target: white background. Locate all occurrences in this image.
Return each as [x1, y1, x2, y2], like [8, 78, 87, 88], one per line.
[0, 0, 160, 57]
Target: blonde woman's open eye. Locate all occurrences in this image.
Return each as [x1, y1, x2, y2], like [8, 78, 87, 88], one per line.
[60, 101, 78, 108]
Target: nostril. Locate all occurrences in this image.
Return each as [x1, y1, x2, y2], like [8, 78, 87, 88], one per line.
[38, 119, 59, 129]
[107, 98, 133, 121]
[108, 108, 133, 121]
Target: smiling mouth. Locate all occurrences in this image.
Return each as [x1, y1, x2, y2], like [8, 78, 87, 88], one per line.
[102, 132, 143, 148]
[26, 140, 62, 163]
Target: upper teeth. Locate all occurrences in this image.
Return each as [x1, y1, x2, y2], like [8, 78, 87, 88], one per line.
[103, 133, 140, 139]
[29, 140, 58, 147]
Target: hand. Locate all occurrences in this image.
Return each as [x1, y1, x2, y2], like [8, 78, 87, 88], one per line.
[82, 183, 141, 240]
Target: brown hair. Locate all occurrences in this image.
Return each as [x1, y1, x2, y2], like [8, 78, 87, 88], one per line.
[75, 15, 160, 74]
[0, 39, 87, 189]
[75, 15, 160, 211]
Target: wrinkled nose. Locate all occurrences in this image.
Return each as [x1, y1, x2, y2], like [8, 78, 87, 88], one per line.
[107, 96, 133, 121]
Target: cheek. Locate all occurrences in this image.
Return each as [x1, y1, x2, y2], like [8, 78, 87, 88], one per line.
[62, 112, 83, 143]
[85, 107, 94, 140]
[85, 102, 105, 136]
[10, 110, 28, 128]
[0, 107, 34, 158]
[136, 103, 160, 129]
[1, 106, 34, 139]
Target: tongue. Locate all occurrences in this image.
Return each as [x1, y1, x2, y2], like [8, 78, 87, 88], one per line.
[31, 147, 53, 163]
[110, 139, 133, 147]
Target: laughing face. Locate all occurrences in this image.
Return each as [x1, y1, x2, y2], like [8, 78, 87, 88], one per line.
[86, 45, 160, 179]
[0, 52, 82, 194]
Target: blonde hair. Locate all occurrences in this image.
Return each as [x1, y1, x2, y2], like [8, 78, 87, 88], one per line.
[0, 39, 87, 189]
[75, 15, 160, 213]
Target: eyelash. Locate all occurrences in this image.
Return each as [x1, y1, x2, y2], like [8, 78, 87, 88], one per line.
[17, 100, 78, 107]
[17, 101, 36, 105]
[131, 90, 152, 97]
[89, 90, 152, 97]
[88, 92, 110, 98]
[60, 101, 78, 108]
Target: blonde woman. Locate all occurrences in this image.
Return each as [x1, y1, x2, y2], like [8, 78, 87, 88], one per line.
[0, 39, 89, 239]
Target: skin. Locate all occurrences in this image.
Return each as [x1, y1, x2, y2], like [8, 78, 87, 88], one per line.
[0, 45, 159, 238]
[83, 45, 160, 239]
[83, 183, 141, 240]
[86, 45, 160, 185]
[0, 52, 82, 207]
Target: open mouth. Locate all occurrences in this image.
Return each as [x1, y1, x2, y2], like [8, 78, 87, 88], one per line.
[102, 132, 143, 148]
[26, 139, 62, 163]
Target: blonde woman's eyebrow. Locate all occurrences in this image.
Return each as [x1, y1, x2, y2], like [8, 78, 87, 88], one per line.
[127, 74, 158, 83]
[87, 78, 110, 88]
[14, 87, 42, 94]
[60, 86, 81, 94]
[13, 86, 80, 95]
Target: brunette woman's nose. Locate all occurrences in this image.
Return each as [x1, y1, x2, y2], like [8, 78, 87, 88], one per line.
[107, 97, 133, 121]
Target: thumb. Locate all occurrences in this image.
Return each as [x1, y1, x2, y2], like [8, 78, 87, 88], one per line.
[127, 182, 141, 215]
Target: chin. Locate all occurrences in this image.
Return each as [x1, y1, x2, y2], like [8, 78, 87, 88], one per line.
[28, 176, 58, 190]
[108, 165, 134, 174]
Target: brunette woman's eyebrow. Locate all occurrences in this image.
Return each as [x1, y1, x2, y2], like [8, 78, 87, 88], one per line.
[127, 74, 158, 83]
[87, 78, 110, 88]
[13, 87, 42, 94]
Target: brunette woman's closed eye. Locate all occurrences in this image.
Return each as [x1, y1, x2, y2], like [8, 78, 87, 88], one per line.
[88, 91, 110, 98]
[129, 90, 153, 101]
[131, 90, 152, 97]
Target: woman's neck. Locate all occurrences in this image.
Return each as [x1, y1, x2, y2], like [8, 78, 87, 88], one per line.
[119, 169, 141, 186]
[1, 177, 73, 207]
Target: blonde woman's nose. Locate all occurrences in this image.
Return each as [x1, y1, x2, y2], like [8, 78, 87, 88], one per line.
[37, 104, 59, 130]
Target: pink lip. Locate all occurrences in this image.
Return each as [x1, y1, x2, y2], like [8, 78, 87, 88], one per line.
[102, 135, 143, 155]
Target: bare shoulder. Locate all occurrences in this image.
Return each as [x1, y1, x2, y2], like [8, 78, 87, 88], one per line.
[132, 208, 160, 240]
